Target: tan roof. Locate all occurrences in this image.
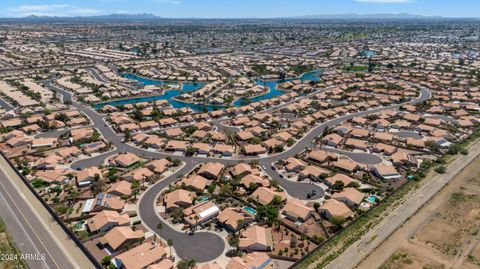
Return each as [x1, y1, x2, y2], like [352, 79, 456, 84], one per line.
[179, 175, 212, 190]
[101, 226, 144, 250]
[226, 252, 272, 269]
[239, 225, 272, 249]
[307, 150, 336, 163]
[231, 163, 253, 177]
[74, 165, 100, 183]
[332, 188, 365, 205]
[282, 198, 314, 221]
[195, 262, 221, 269]
[113, 152, 140, 167]
[147, 259, 174, 269]
[107, 180, 132, 196]
[114, 242, 166, 269]
[320, 199, 354, 219]
[241, 174, 270, 188]
[87, 210, 130, 233]
[325, 173, 354, 186]
[164, 189, 195, 209]
[250, 187, 286, 205]
[198, 162, 224, 178]
[217, 208, 252, 230]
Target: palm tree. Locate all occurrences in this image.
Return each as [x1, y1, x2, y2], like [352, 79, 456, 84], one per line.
[187, 259, 196, 269]
[167, 239, 173, 257]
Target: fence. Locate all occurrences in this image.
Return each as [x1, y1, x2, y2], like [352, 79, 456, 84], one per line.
[0, 152, 102, 269]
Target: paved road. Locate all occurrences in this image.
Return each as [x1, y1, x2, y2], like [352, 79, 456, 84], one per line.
[44, 79, 431, 262]
[322, 133, 480, 269]
[138, 163, 226, 262]
[0, 155, 96, 269]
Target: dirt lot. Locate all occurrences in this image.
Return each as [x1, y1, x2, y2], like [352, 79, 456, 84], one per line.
[416, 191, 480, 256]
[380, 250, 445, 269]
[358, 148, 480, 269]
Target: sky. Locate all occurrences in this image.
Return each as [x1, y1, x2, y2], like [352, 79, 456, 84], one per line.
[0, 0, 478, 18]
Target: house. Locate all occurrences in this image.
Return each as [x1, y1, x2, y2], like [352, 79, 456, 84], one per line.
[146, 159, 170, 174]
[113, 153, 140, 168]
[239, 225, 273, 252]
[372, 164, 401, 180]
[183, 201, 220, 227]
[319, 199, 354, 220]
[35, 155, 63, 170]
[76, 167, 102, 187]
[241, 174, 270, 189]
[325, 173, 354, 187]
[306, 150, 337, 164]
[107, 180, 132, 197]
[122, 167, 154, 182]
[70, 128, 94, 142]
[282, 198, 314, 222]
[195, 262, 221, 269]
[164, 189, 195, 210]
[321, 133, 343, 147]
[99, 226, 144, 251]
[165, 140, 188, 152]
[86, 210, 130, 233]
[250, 187, 287, 206]
[299, 165, 330, 181]
[332, 188, 365, 207]
[113, 242, 167, 269]
[243, 144, 267, 156]
[147, 259, 174, 269]
[87, 193, 125, 213]
[285, 158, 306, 173]
[178, 175, 212, 191]
[372, 143, 397, 156]
[231, 163, 254, 178]
[198, 162, 224, 180]
[217, 207, 254, 232]
[31, 137, 56, 148]
[192, 143, 211, 155]
[391, 150, 418, 168]
[212, 143, 234, 156]
[344, 138, 368, 151]
[332, 158, 360, 173]
[226, 252, 272, 269]
[35, 169, 68, 185]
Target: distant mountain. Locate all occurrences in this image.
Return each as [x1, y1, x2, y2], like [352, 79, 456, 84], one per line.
[20, 13, 162, 21]
[287, 13, 445, 19]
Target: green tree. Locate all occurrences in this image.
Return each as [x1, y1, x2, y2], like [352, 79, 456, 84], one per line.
[101, 256, 111, 267]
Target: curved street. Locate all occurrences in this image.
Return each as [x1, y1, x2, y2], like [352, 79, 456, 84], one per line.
[43, 79, 431, 262]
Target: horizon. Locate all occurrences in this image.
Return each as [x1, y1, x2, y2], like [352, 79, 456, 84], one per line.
[0, 0, 478, 19]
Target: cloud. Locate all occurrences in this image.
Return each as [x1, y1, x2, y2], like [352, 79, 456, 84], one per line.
[7, 4, 104, 17]
[355, 0, 412, 3]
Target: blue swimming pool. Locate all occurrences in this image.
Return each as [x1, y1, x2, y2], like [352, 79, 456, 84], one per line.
[366, 195, 377, 203]
[243, 206, 258, 216]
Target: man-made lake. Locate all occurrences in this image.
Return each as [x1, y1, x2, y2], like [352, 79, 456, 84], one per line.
[94, 70, 321, 112]
[233, 70, 321, 106]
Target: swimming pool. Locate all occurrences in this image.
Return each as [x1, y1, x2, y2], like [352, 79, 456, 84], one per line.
[366, 195, 377, 203]
[243, 206, 258, 216]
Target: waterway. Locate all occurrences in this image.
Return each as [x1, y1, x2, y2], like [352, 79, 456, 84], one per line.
[94, 70, 321, 112]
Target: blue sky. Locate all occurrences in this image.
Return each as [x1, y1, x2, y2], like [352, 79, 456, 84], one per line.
[0, 0, 477, 18]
